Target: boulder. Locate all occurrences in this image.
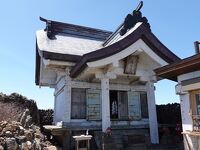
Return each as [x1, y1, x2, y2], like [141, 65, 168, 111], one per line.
[44, 146, 57, 150]
[26, 141, 32, 149]
[0, 137, 5, 148]
[24, 130, 33, 141]
[33, 138, 42, 150]
[5, 131, 13, 138]
[11, 121, 21, 126]
[15, 135, 26, 144]
[34, 133, 41, 139]
[25, 116, 32, 128]
[0, 121, 7, 129]
[5, 138, 18, 150]
[18, 126, 25, 136]
[40, 141, 52, 149]
[20, 109, 31, 127]
[0, 145, 4, 150]
[4, 124, 13, 132]
[10, 123, 19, 132]
[30, 125, 40, 134]
[22, 141, 33, 149]
[21, 142, 28, 150]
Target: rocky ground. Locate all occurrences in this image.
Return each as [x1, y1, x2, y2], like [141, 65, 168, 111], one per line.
[0, 93, 58, 150]
[0, 120, 58, 150]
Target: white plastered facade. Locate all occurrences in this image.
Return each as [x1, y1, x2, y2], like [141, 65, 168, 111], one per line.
[175, 70, 200, 149]
[38, 36, 171, 144]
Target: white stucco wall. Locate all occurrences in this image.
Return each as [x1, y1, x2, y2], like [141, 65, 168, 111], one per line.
[177, 70, 200, 132]
[176, 71, 200, 150]
[179, 93, 193, 131]
[54, 89, 65, 122]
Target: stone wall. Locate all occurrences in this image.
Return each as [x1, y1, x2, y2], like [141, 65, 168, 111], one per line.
[39, 109, 53, 127]
[0, 93, 40, 125]
[156, 103, 181, 124]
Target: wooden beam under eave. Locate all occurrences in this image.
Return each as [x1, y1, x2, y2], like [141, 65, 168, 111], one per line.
[129, 77, 140, 84]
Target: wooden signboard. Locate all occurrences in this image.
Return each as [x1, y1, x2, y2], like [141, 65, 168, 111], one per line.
[124, 55, 139, 74]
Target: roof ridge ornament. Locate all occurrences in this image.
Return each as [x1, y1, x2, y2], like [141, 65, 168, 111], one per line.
[40, 17, 56, 39]
[120, 1, 151, 36]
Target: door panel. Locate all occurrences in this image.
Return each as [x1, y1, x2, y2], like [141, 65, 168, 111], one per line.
[118, 91, 128, 119]
[71, 88, 86, 119]
[86, 89, 101, 120]
[140, 92, 148, 118]
[128, 91, 141, 120]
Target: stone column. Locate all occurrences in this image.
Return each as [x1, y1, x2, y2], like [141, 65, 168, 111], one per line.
[53, 97, 57, 123]
[101, 77, 111, 132]
[180, 93, 193, 150]
[63, 69, 71, 123]
[146, 81, 159, 144]
[180, 93, 193, 132]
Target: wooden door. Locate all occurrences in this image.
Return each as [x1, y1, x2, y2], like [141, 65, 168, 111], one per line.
[71, 88, 86, 119]
[140, 92, 148, 118]
[128, 91, 141, 120]
[118, 91, 128, 120]
[86, 89, 101, 120]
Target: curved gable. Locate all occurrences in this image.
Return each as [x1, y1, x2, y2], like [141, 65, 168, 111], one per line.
[70, 23, 180, 78]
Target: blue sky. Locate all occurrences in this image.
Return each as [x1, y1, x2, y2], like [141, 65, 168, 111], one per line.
[0, 0, 199, 109]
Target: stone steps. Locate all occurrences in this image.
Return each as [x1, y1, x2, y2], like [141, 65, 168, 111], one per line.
[93, 129, 148, 150]
[125, 145, 147, 150]
[94, 131, 124, 150]
[125, 144, 182, 150]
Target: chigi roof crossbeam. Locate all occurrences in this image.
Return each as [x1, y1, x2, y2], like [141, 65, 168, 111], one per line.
[39, 17, 112, 41]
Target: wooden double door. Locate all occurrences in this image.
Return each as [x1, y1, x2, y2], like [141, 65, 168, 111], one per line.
[71, 88, 148, 121]
[110, 90, 128, 120]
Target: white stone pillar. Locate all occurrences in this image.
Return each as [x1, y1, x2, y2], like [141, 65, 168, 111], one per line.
[53, 97, 57, 123]
[63, 69, 71, 123]
[180, 93, 193, 132]
[101, 78, 111, 132]
[147, 81, 159, 144]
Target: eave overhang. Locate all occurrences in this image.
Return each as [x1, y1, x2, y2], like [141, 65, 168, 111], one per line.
[154, 54, 200, 82]
[35, 41, 81, 85]
[42, 51, 81, 62]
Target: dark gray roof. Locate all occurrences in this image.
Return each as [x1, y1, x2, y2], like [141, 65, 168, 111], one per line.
[35, 17, 181, 85]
